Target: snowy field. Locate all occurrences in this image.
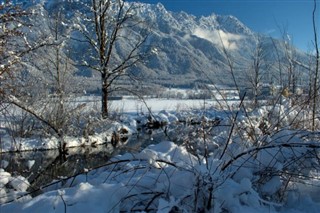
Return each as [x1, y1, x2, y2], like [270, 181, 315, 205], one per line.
[0, 97, 239, 153]
[2, 96, 320, 212]
[78, 95, 240, 113]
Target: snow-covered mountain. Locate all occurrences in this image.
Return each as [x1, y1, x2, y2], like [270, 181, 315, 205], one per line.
[128, 2, 309, 88]
[23, 0, 310, 89]
[125, 2, 257, 86]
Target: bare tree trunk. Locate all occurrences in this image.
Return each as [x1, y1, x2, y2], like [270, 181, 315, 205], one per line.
[312, 0, 319, 131]
[102, 75, 108, 118]
[74, 0, 148, 119]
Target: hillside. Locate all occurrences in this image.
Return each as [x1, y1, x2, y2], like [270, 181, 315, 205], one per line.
[22, 0, 311, 91]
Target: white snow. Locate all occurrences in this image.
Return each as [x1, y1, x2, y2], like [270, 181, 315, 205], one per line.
[10, 176, 29, 192]
[1, 141, 320, 213]
[0, 169, 11, 187]
[26, 160, 35, 170]
[1, 97, 320, 212]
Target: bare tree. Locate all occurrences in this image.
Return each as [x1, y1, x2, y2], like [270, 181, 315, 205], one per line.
[16, 4, 92, 154]
[28, 7, 78, 132]
[73, 0, 149, 118]
[282, 33, 298, 94]
[245, 36, 271, 106]
[0, 1, 30, 96]
[0, 3, 80, 154]
[0, 1, 58, 101]
[270, 37, 285, 88]
[312, 0, 319, 130]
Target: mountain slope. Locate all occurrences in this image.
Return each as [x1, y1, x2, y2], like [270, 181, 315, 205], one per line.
[23, 0, 311, 90]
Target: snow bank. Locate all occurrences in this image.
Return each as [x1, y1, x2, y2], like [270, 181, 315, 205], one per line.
[0, 169, 31, 204]
[2, 97, 320, 212]
[2, 140, 320, 212]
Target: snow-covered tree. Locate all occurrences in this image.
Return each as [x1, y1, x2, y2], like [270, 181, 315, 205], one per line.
[312, 0, 319, 130]
[0, 2, 81, 154]
[26, 5, 78, 130]
[282, 33, 299, 94]
[73, 0, 149, 118]
[0, 0, 30, 97]
[14, 4, 90, 154]
[245, 36, 272, 106]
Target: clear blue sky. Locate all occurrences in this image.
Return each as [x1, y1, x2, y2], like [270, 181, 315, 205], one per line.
[130, 0, 320, 52]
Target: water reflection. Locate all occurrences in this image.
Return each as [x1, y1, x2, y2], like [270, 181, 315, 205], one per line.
[0, 131, 169, 192]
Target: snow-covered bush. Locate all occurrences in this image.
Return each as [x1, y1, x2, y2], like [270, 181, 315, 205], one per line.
[4, 137, 320, 212]
[0, 169, 31, 204]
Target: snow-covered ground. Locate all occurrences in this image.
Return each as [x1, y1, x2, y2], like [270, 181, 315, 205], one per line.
[79, 95, 240, 113]
[1, 96, 320, 212]
[2, 141, 320, 212]
[0, 97, 239, 152]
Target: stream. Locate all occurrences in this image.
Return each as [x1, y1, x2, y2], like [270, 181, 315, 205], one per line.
[0, 127, 179, 194]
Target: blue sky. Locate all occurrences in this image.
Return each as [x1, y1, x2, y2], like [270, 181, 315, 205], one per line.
[130, 0, 319, 52]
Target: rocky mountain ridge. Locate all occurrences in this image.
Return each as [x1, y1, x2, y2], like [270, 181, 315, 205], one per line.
[18, 0, 310, 90]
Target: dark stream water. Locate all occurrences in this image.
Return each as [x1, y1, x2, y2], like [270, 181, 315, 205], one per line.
[0, 128, 177, 193]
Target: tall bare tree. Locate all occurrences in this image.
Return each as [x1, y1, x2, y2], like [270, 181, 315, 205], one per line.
[74, 0, 149, 118]
[312, 0, 319, 130]
[16, 4, 89, 154]
[245, 36, 271, 106]
[282, 33, 298, 94]
[0, 0, 29, 96]
[28, 7, 77, 132]
[0, 3, 78, 154]
[0, 1, 56, 99]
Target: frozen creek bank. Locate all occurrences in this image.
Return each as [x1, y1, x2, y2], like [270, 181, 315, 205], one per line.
[2, 100, 320, 212]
